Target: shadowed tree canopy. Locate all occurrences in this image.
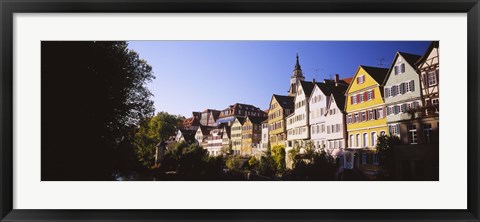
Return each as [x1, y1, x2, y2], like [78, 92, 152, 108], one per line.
[41, 41, 155, 180]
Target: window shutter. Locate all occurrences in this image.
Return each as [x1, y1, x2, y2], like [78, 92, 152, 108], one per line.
[363, 92, 367, 101]
[386, 107, 390, 115]
[396, 125, 400, 135]
[423, 74, 427, 86]
[399, 83, 404, 94]
[436, 70, 439, 84]
[357, 78, 359, 84]
[357, 94, 360, 103]
[384, 88, 389, 97]
[410, 80, 415, 92]
[372, 90, 375, 99]
[351, 96, 353, 104]
[401, 63, 405, 73]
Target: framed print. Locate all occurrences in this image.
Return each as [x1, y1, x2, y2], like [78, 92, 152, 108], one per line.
[1, 0, 479, 221]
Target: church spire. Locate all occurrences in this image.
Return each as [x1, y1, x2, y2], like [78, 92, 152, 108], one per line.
[288, 52, 305, 97]
[294, 52, 301, 70]
[292, 52, 303, 77]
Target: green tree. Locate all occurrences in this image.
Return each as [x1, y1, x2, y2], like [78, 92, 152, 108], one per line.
[248, 156, 259, 170]
[226, 156, 244, 171]
[42, 41, 155, 180]
[134, 112, 185, 168]
[376, 134, 400, 177]
[271, 145, 286, 174]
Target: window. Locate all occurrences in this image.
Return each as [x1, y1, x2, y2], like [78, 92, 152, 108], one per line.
[389, 124, 400, 136]
[408, 125, 418, 144]
[427, 70, 438, 86]
[359, 93, 364, 102]
[361, 112, 366, 121]
[362, 133, 368, 147]
[356, 134, 360, 147]
[352, 95, 357, 104]
[357, 75, 365, 84]
[401, 104, 407, 113]
[371, 132, 377, 146]
[350, 135, 354, 147]
[354, 113, 359, 122]
[395, 63, 405, 74]
[378, 108, 384, 118]
[394, 65, 400, 75]
[423, 123, 433, 143]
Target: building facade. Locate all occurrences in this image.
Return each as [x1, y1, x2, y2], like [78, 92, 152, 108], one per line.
[206, 127, 224, 156]
[389, 42, 440, 180]
[241, 116, 268, 157]
[268, 94, 294, 148]
[323, 77, 349, 159]
[345, 65, 389, 176]
[230, 117, 245, 156]
[383, 52, 423, 139]
[285, 81, 315, 167]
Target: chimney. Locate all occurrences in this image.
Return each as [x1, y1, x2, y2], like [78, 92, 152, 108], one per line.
[334, 74, 340, 86]
[313, 78, 316, 83]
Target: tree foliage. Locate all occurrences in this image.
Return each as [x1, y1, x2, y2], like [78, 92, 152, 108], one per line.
[134, 112, 185, 168]
[376, 134, 400, 176]
[42, 41, 155, 180]
[285, 142, 337, 180]
[161, 142, 225, 180]
[271, 145, 286, 174]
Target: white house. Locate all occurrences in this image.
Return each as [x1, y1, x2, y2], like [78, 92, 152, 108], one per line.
[206, 128, 223, 156]
[324, 82, 349, 159]
[286, 80, 315, 167]
[259, 119, 269, 151]
[308, 81, 332, 151]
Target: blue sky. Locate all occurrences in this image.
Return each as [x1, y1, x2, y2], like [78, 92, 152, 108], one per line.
[127, 41, 430, 118]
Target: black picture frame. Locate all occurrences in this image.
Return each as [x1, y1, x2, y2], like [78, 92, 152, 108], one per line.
[1, 0, 479, 221]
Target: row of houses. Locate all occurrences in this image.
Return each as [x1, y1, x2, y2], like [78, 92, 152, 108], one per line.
[175, 41, 439, 180]
[175, 103, 268, 157]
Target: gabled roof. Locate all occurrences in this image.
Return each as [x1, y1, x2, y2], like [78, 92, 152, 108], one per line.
[179, 129, 197, 143]
[382, 51, 421, 85]
[323, 79, 350, 87]
[314, 82, 332, 96]
[329, 84, 348, 112]
[360, 65, 389, 85]
[342, 77, 353, 85]
[233, 116, 246, 125]
[272, 94, 294, 110]
[345, 65, 389, 95]
[222, 125, 231, 138]
[246, 116, 268, 125]
[198, 125, 215, 136]
[299, 80, 315, 97]
[398, 51, 422, 68]
[415, 41, 439, 67]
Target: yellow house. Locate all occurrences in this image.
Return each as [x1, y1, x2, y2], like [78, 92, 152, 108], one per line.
[241, 116, 268, 156]
[231, 117, 245, 156]
[344, 65, 389, 175]
[268, 94, 294, 148]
